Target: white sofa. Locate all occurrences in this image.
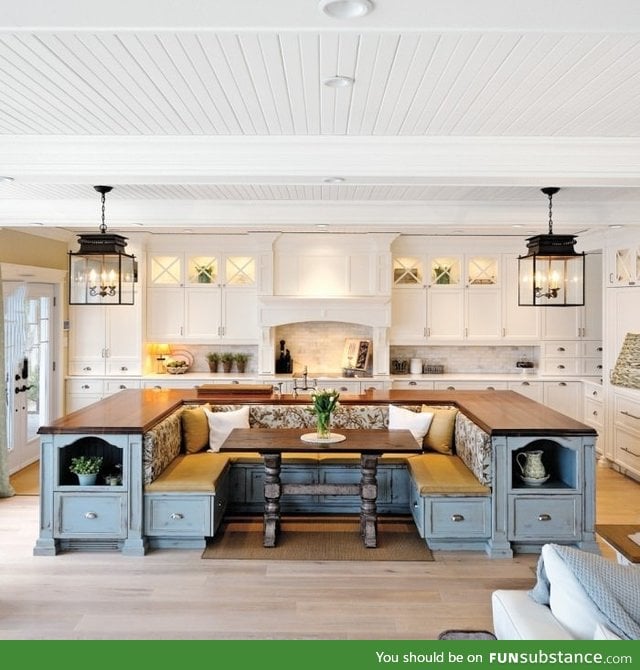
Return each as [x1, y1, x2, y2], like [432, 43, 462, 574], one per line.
[492, 544, 631, 640]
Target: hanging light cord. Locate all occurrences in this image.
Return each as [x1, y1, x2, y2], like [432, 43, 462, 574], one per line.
[547, 191, 554, 235]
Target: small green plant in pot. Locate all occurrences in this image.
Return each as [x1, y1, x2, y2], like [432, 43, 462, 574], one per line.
[220, 352, 234, 373]
[206, 352, 220, 373]
[69, 455, 103, 486]
[234, 353, 250, 373]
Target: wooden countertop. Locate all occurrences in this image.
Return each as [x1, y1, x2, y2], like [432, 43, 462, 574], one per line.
[39, 388, 596, 437]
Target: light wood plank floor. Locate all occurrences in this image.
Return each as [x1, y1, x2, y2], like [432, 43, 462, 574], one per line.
[0, 466, 638, 640]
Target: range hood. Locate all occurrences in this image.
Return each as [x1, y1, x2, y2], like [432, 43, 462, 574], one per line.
[257, 296, 390, 328]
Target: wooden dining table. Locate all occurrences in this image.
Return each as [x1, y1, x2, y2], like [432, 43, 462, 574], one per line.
[219, 428, 420, 548]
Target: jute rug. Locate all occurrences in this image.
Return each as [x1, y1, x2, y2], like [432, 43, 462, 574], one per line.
[202, 515, 433, 561]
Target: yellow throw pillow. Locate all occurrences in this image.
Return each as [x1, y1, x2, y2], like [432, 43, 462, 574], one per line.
[421, 406, 458, 454]
[181, 404, 211, 454]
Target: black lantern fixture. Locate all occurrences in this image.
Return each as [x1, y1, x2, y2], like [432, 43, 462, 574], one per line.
[68, 186, 137, 305]
[518, 187, 585, 307]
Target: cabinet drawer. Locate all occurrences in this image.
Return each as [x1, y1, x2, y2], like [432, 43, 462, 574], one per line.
[433, 381, 507, 391]
[508, 380, 543, 402]
[583, 384, 604, 402]
[409, 482, 425, 537]
[542, 358, 581, 375]
[614, 429, 640, 474]
[542, 342, 580, 357]
[425, 497, 491, 538]
[583, 398, 604, 429]
[68, 362, 103, 376]
[509, 495, 581, 541]
[582, 358, 604, 376]
[105, 379, 141, 394]
[615, 396, 640, 435]
[106, 359, 140, 376]
[582, 341, 603, 357]
[54, 493, 127, 538]
[144, 495, 212, 536]
[391, 380, 434, 390]
[66, 378, 105, 395]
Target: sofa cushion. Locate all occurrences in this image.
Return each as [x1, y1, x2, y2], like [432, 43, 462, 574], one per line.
[181, 404, 211, 454]
[144, 452, 230, 493]
[408, 453, 490, 496]
[491, 590, 574, 640]
[388, 404, 433, 447]
[204, 406, 250, 452]
[422, 406, 457, 454]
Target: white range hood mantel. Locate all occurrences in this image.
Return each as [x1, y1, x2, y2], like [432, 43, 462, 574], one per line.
[257, 295, 391, 328]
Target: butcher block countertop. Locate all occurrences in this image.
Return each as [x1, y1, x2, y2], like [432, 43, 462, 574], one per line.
[39, 388, 596, 437]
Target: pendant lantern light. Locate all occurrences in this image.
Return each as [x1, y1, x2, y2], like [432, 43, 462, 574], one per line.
[518, 187, 585, 307]
[68, 186, 137, 305]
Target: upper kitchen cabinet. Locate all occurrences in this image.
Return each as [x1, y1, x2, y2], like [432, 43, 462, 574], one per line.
[501, 255, 541, 341]
[390, 252, 501, 343]
[272, 233, 395, 297]
[68, 304, 142, 376]
[146, 235, 275, 343]
[606, 241, 640, 287]
[539, 253, 602, 340]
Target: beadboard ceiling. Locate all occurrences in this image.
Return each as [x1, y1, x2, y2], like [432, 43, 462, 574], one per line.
[1, 0, 640, 237]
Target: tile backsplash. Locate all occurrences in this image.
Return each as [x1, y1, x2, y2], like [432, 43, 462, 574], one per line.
[390, 345, 539, 374]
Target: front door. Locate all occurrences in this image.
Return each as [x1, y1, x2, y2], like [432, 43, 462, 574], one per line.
[3, 281, 56, 472]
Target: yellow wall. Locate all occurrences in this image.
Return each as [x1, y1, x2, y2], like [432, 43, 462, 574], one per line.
[0, 229, 68, 269]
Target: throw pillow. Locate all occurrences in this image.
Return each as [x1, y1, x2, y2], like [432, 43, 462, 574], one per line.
[181, 404, 211, 454]
[204, 406, 250, 452]
[422, 406, 458, 454]
[388, 404, 433, 447]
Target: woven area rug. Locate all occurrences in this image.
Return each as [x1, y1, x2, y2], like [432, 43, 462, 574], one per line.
[202, 515, 433, 561]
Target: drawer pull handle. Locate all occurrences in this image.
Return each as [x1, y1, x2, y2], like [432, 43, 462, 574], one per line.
[621, 410, 640, 421]
[447, 386, 456, 391]
[597, 347, 603, 352]
[339, 386, 348, 392]
[538, 514, 551, 522]
[559, 382, 567, 387]
[120, 366, 128, 371]
[596, 365, 603, 370]
[592, 390, 599, 396]
[592, 410, 598, 417]
[84, 512, 97, 520]
[451, 514, 464, 522]
[522, 381, 530, 386]
[413, 501, 418, 509]
[557, 347, 565, 352]
[621, 446, 640, 458]
[409, 381, 417, 386]
[81, 385, 90, 390]
[170, 513, 184, 520]
[486, 386, 495, 390]
[557, 364, 565, 369]
[119, 385, 126, 390]
[83, 366, 92, 371]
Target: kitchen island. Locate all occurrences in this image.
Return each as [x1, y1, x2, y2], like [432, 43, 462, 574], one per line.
[36, 389, 598, 557]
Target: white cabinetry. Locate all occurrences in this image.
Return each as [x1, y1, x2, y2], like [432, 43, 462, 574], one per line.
[508, 379, 543, 402]
[501, 256, 540, 340]
[146, 251, 258, 343]
[390, 253, 501, 343]
[68, 304, 141, 376]
[65, 377, 140, 413]
[543, 381, 582, 422]
[582, 381, 604, 458]
[606, 242, 640, 286]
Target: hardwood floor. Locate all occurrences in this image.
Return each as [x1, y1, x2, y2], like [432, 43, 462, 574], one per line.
[1, 466, 638, 640]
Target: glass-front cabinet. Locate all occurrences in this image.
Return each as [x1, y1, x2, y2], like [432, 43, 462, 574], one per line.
[390, 253, 501, 342]
[147, 251, 258, 342]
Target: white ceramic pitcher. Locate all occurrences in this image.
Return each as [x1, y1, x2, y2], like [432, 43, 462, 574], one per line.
[516, 450, 547, 480]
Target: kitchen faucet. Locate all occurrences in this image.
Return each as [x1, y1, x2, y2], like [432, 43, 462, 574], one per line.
[292, 365, 316, 396]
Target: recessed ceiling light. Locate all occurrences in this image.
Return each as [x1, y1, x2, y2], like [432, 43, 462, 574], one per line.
[323, 177, 345, 184]
[316, 223, 330, 231]
[0, 176, 15, 183]
[29, 222, 45, 226]
[609, 224, 624, 229]
[511, 224, 524, 228]
[319, 0, 373, 19]
[323, 75, 354, 88]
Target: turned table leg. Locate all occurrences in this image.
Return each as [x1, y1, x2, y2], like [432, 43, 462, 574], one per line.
[360, 453, 378, 548]
[262, 453, 282, 547]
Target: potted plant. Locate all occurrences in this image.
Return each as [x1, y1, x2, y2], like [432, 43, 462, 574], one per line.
[220, 352, 234, 373]
[194, 263, 214, 283]
[206, 352, 220, 373]
[69, 455, 103, 486]
[234, 352, 250, 373]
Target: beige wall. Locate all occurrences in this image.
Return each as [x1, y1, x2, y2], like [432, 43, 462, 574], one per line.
[0, 229, 68, 269]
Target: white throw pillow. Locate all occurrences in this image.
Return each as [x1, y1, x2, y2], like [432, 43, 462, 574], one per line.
[388, 405, 433, 447]
[542, 543, 609, 639]
[593, 623, 623, 641]
[204, 406, 250, 452]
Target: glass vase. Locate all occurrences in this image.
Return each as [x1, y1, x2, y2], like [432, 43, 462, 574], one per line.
[316, 411, 332, 440]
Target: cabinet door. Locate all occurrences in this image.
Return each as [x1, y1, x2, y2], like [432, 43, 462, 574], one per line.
[222, 288, 258, 342]
[543, 381, 582, 421]
[106, 304, 141, 374]
[508, 380, 543, 402]
[68, 306, 107, 374]
[502, 256, 540, 340]
[427, 290, 464, 340]
[185, 288, 222, 340]
[582, 254, 602, 339]
[390, 288, 427, 343]
[540, 307, 582, 340]
[146, 287, 186, 340]
[465, 289, 501, 339]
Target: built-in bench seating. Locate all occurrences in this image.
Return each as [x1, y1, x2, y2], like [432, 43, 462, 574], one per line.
[142, 403, 493, 551]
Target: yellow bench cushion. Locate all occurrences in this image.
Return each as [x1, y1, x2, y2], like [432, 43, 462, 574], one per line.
[145, 452, 230, 493]
[408, 454, 490, 496]
[316, 452, 415, 465]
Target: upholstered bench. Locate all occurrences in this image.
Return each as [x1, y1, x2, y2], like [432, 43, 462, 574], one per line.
[141, 402, 494, 551]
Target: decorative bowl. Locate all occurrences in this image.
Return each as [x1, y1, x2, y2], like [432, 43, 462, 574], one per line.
[166, 364, 189, 374]
[520, 474, 550, 486]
